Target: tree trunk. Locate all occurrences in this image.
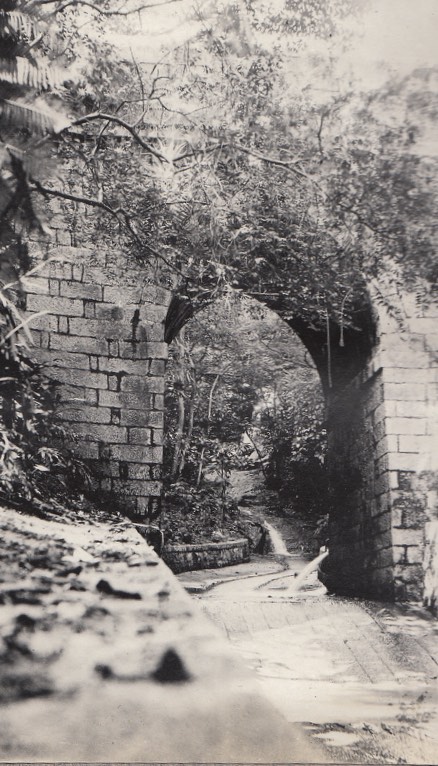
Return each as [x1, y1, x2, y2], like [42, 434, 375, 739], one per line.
[178, 362, 197, 477]
[196, 373, 220, 487]
[244, 428, 268, 478]
[170, 331, 186, 482]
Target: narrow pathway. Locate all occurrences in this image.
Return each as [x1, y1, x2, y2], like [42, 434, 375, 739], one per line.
[179, 469, 438, 763]
[180, 550, 438, 765]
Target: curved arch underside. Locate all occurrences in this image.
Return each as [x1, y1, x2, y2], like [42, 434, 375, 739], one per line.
[164, 285, 437, 604]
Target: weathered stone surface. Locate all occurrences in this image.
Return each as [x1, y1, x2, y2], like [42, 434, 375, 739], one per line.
[128, 428, 152, 445]
[0, 507, 309, 764]
[27, 293, 85, 317]
[385, 417, 428, 435]
[60, 281, 103, 300]
[163, 539, 250, 574]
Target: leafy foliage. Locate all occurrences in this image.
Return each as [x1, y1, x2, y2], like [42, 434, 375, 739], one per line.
[164, 293, 315, 483]
[163, 294, 327, 542]
[41, 0, 438, 336]
[0, 285, 90, 508]
[162, 480, 240, 544]
[260, 379, 327, 519]
[0, 0, 68, 233]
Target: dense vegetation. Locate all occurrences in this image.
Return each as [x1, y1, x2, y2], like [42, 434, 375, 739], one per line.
[1, 0, 437, 531]
[163, 295, 327, 543]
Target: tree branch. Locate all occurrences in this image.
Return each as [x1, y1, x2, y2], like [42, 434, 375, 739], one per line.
[30, 180, 190, 280]
[231, 142, 310, 181]
[40, 0, 183, 16]
[67, 112, 167, 162]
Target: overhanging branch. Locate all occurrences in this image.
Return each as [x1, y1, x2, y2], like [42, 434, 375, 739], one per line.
[40, 0, 183, 16]
[31, 180, 190, 280]
[67, 113, 167, 162]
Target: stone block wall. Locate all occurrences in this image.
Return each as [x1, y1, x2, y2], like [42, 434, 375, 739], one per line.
[23, 229, 173, 519]
[20, 197, 437, 603]
[325, 292, 438, 603]
[377, 296, 438, 603]
[162, 539, 250, 574]
[326, 366, 395, 599]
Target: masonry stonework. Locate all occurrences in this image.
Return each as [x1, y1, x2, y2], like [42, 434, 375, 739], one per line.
[23, 212, 172, 520]
[162, 538, 250, 574]
[323, 294, 438, 606]
[21, 198, 438, 603]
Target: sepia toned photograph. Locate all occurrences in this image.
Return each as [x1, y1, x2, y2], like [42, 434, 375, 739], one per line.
[0, 0, 437, 763]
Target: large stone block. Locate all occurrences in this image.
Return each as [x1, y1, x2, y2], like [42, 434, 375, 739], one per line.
[119, 341, 168, 359]
[22, 276, 50, 294]
[69, 317, 127, 339]
[385, 417, 427, 435]
[386, 452, 423, 472]
[120, 375, 165, 395]
[49, 334, 108, 356]
[58, 405, 112, 424]
[383, 367, 433, 383]
[384, 382, 427, 401]
[98, 358, 151, 375]
[149, 359, 166, 376]
[395, 400, 430, 418]
[95, 303, 126, 320]
[32, 348, 90, 370]
[141, 303, 168, 323]
[98, 390, 153, 410]
[128, 428, 152, 445]
[398, 434, 431, 454]
[120, 409, 164, 427]
[27, 294, 84, 317]
[50, 367, 108, 389]
[69, 422, 128, 444]
[60, 281, 103, 300]
[108, 444, 163, 463]
[392, 528, 424, 547]
[103, 286, 144, 303]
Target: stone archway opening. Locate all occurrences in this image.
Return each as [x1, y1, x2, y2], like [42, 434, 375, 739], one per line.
[162, 284, 437, 606]
[161, 292, 328, 557]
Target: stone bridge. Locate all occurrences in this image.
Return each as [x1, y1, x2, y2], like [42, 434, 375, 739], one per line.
[19, 196, 438, 609]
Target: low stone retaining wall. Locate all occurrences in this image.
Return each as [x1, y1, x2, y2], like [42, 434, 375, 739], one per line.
[0, 508, 309, 763]
[163, 538, 250, 573]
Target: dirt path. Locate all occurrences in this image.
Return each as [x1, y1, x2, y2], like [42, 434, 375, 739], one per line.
[230, 468, 319, 554]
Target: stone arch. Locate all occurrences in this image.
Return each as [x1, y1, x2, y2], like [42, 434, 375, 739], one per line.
[20, 213, 437, 605]
[162, 285, 438, 604]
